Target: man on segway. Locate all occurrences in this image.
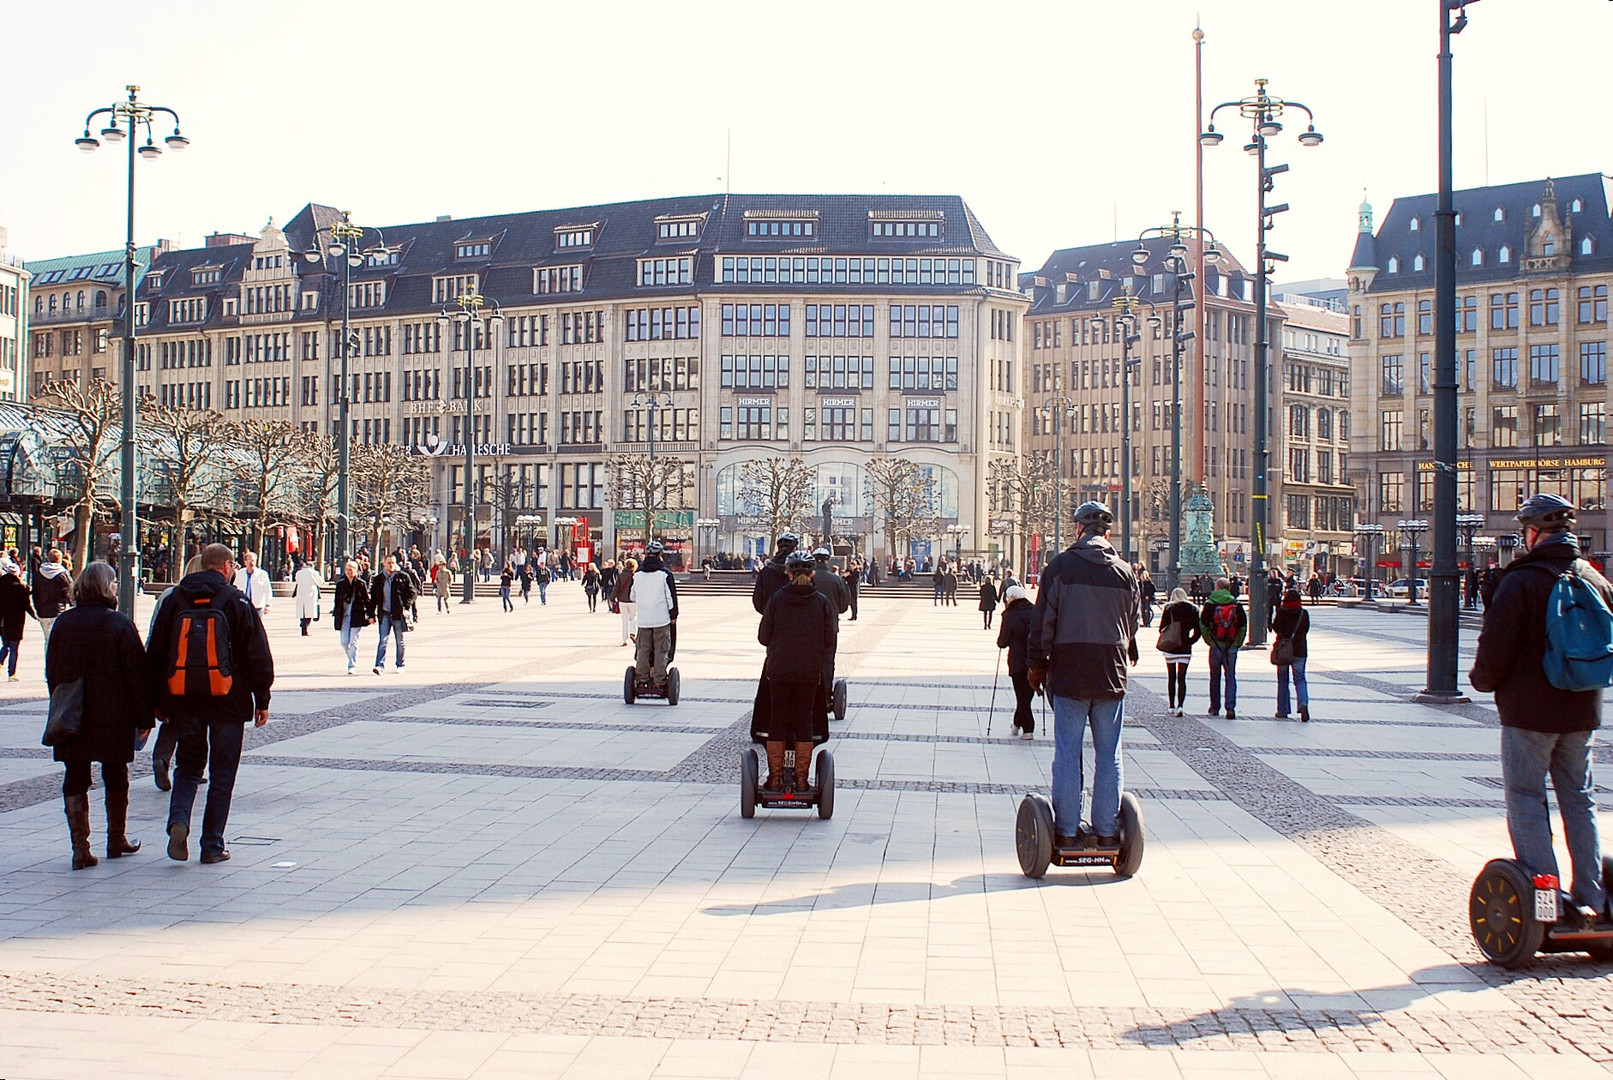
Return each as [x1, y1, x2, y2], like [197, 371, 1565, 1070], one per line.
[630, 541, 678, 691]
[750, 532, 801, 733]
[811, 546, 851, 721]
[1471, 493, 1613, 928]
[1027, 501, 1139, 848]
[755, 550, 836, 792]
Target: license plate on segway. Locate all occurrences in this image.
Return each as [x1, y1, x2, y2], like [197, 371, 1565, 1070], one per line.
[1535, 885, 1560, 923]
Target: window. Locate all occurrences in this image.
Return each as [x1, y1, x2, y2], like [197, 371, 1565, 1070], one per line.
[1529, 288, 1560, 326]
[558, 309, 605, 345]
[889, 304, 960, 339]
[1413, 254, 1425, 272]
[1379, 472, 1404, 514]
[348, 281, 386, 308]
[432, 274, 478, 303]
[1581, 341, 1607, 385]
[887, 356, 958, 391]
[805, 355, 875, 389]
[1471, 248, 1484, 266]
[1584, 236, 1597, 256]
[1494, 206, 1505, 222]
[719, 354, 789, 389]
[1380, 410, 1403, 451]
[622, 356, 699, 392]
[534, 265, 584, 294]
[1289, 447, 1310, 483]
[1419, 352, 1431, 394]
[168, 297, 206, 323]
[1529, 344, 1560, 385]
[624, 306, 700, 341]
[1498, 245, 1512, 264]
[1317, 408, 1333, 441]
[1492, 405, 1518, 447]
[745, 218, 816, 238]
[455, 241, 491, 259]
[192, 267, 220, 285]
[1492, 347, 1518, 388]
[870, 219, 942, 238]
[718, 255, 973, 287]
[1387, 256, 1400, 274]
[1381, 354, 1404, 396]
[1581, 402, 1606, 445]
[735, 405, 773, 439]
[1409, 216, 1421, 232]
[1459, 295, 1477, 332]
[1379, 302, 1405, 337]
[1490, 292, 1519, 330]
[637, 257, 692, 286]
[1534, 403, 1561, 447]
[805, 304, 876, 338]
[555, 227, 595, 249]
[1579, 285, 1608, 324]
[658, 217, 704, 240]
[720, 304, 790, 337]
[1289, 404, 1309, 438]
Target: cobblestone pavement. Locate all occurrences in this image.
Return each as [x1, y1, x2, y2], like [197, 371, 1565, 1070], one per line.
[0, 587, 1610, 1078]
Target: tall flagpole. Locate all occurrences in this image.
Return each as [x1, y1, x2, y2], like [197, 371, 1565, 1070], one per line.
[1193, 24, 1207, 491]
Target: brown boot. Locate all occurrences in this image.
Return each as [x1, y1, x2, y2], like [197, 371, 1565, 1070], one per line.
[764, 742, 786, 793]
[795, 742, 815, 793]
[64, 793, 97, 870]
[105, 788, 141, 858]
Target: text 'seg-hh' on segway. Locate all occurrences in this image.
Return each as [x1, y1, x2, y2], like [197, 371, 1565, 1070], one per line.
[1469, 855, 1613, 968]
[1015, 792, 1145, 879]
[740, 745, 834, 820]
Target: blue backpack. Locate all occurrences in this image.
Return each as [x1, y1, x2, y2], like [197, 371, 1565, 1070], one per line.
[1536, 561, 1613, 691]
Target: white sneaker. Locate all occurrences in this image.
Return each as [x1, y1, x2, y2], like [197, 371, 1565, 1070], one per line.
[1020, 730, 1034, 741]
[1010, 725, 1021, 737]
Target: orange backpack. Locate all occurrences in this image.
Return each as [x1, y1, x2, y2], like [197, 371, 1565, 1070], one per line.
[165, 594, 235, 698]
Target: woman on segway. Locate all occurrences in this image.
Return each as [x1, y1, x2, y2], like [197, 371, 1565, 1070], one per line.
[756, 550, 836, 792]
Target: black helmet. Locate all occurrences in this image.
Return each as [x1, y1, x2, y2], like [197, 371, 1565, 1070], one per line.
[645, 540, 665, 555]
[1073, 501, 1113, 531]
[776, 532, 800, 553]
[812, 546, 831, 560]
[785, 550, 815, 571]
[1516, 493, 1575, 531]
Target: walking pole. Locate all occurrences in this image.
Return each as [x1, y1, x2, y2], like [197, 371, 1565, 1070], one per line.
[986, 647, 1002, 736]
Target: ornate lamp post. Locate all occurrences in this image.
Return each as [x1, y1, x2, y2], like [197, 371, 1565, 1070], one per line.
[437, 290, 502, 602]
[1398, 518, 1431, 604]
[696, 517, 720, 571]
[1132, 213, 1221, 589]
[1456, 512, 1484, 607]
[1352, 522, 1385, 600]
[1203, 79, 1324, 646]
[75, 86, 189, 615]
[945, 523, 968, 566]
[1048, 393, 1075, 555]
[1092, 286, 1159, 566]
[302, 212, 391, 565]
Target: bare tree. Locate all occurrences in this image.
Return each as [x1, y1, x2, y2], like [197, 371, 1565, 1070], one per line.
[864, 456, 941, 561]
[350, 442, 432, 558]
[290, 431, 341, 568]
[139, 403, 231, 578]
[736, 455, 815, 546]
[229, 419, 304, 555]
[608, 452, 693, 541]
[38, 378, 123, 572]
[988, 455, 1058, 577]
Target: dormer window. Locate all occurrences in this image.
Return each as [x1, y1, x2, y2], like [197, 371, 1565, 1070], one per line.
[744, 210, 818, 238]
[555, 225, 596, 250]
[366, 248, 398, 268]
[871, 220, 942, 238]
[1543, 239, 1556, 256]
[1498, 245, 1512, 264]
[534, 265, 584, 294]
[1494, 207, 1505, 222]
[1455, 211, 1463, 226]
[349, 281, 386, 308]
[145, 270, 165, 290]
[1532, 203, 1542, 218]
[1087, 281, 1100, 301]
[1387, 256, 1400, 274]
[431, 274, 478, 303]
[1572, 198, 1584, 214]
[1409, 216, 1420, 232]
[455, 241, 491, 260]
[1471, 248, 1484, 266]
[656, 215, 705, 240]
[252, 254, 285, 271]
[169, 297, 206, 324]
[638, 256, 692, 287]
[1584, 236, 1597, 255]
[1413, 254, 1427, 271]
[192, 266, 221, 286]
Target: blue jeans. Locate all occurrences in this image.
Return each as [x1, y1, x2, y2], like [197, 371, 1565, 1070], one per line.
[538, 581, 548, 604]
[340, 625, 362, 670]
[1050, 695, 1125, 837]
[1276, 657, 1309, 715]
[501, 585, 513, 611]
[374, 615, 405, 668]
[0, 638, 19, 676]
[168, 718, 243, 858]
[1502, 726, 1605, 912]
[1207, 646, 1238, 713]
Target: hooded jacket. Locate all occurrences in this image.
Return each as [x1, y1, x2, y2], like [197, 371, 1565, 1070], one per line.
[759, 581, 837, 682]
[1028, 534, 1140, 700]
[632, 554, 679, 628]
[145, 569, 274, 723]
[1198, 589, 1249, 650]
[1471, 532, 1613, 733]
[33, 561, 72, 619]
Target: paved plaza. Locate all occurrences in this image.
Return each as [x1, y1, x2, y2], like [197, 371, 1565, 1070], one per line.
[0, 582, 1610, 1078]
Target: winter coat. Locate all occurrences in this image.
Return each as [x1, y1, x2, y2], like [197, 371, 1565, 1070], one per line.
[812, 564, 851, 614]
[1199, 589, 1249, 650]
[434, 567, 452, 598]
[293, 566, 322, 621]
[996, 596, 1036, 675]
[0, 573, 36, 640]
[32, 562, 72, 619]
[752, 557, 791, 615]
[1029, 534, 1140, 700]
[600, 566, 619, 594]
[1471, 533, 1613, 733]
[978, 580, 1000, 613]
[369, 570, 417, 622]
[759, 582, 837, 683]
[1270, 604, 1310, 659]
[145, 570, 274, 724]
[333, 576, 372, 631]
[1156, 600, 1202, 655]
[582, 568, 601, 595]
[47, 601, 154, 763]
[632, 557, 678, 628]
[610, 570, 634, 605]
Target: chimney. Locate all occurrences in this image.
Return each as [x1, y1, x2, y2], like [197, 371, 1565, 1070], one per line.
[436, 215, 452, 223]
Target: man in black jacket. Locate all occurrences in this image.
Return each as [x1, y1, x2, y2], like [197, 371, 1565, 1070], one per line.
[32, 547, 72, 646]
[1472, 493, 1613, 925]
[369, 554, 417, 674]
[749, 533, 800, 734]
[756, 550, 836, 791]
[1028, 502, 1139, 847]
[146, 543, 274, 865]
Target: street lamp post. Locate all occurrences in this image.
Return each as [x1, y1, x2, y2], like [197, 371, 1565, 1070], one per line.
[1048, 393, 1075, 555]
[1091, 288, 1152, 566]
[1132, 213, 1221, 590]
[696, 517, 720, 572]
[75, 86, 189, 615]
[1456, 512, 1484, 607]
[302, 213, 391, 566]
[633, 390, 670, 544]
[437, 290, 502, 602]
[1203, 79, 1325, 647]
[1398, 518, 1430, 604]
[1353, 522, 1384, 600]
[946, 523, 968, 565]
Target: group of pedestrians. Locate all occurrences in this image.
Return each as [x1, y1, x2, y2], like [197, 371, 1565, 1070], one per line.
[1149, 575, 1308, 721]
[328, 554, 419, 674]
[0, 547, 75, 683]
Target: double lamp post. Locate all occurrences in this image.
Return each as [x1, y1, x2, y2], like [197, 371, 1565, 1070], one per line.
[438, 290, 502, 602]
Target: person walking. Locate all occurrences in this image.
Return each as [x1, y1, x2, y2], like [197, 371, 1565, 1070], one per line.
[1471, 494, 1613, 928]
[1156, 587, 1201, 716]
[233, 550, 272, 619]
[47, 562, 155, 868]
[332, 560, 371, 674]
[499, 562, 515, 612]
[1199, 577, 1248, 719]
[945, 564, 960, 605]
[293, 560, 322, 636]
[582, 563, 601, 612]
[536, 560, 551, 605]
[600, 559, 619, 599]
[613, 557, 638, 644]
[1138, 569, 1157, 628]
[369, 554, 416, 674]
[518, 560, 533, 605]
[1026, 503, 1139, 847]
[433, 556, 452, 614]
[32, 547, 72, 648]
[0, 560, 38, 681]
[996, 582, 1037, 739]
[1270, 587, 1311, 721]
[145, 544, 274, 865]
[841, 559, 861, 622]
[978, 574, 999, 630]
[1306, 573, 1325, 606]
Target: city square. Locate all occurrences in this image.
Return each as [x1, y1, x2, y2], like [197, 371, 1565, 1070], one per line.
[1, 586, 1610, 1078]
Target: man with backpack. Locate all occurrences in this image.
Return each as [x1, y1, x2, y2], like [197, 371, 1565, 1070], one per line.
[145, 543, 274, 865]
[1471, 493, 1613, 927]
[1198, 576, 1248, 719]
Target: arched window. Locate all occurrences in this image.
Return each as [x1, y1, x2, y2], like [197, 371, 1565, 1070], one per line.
[1387, 256, 1400, 273]
[1498, 245, 1512, 263]
[47, 295, 56, 314]
[1583, 236, 1596, 255]
[33, 295, 41, 314]
[1412, 254, 1425, 272]
[76, 290, 85, 311]
[1494, 207, 1505, 222]
[1409, 216, 1420, 232]
[1471, 248, 1484, 266]
[94, 290, 107, 308]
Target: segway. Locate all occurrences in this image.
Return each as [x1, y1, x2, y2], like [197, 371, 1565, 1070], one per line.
[739, 746, 834, 820]
[832, 678, 848, 722]
[624, 665, 680, 706]
[1015, 791, 1144, 879]
[1468, 855, 1613, 968]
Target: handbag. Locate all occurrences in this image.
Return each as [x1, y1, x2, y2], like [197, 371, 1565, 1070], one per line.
[42, 677, 85, 747]
[1270, 637, 1295, 666]
[1156, 622, 1186, 653]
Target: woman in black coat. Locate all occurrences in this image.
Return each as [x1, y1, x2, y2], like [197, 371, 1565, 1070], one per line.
[995, 584, 1038, 739]
[1156, 587, 1202, 716]
[0, 564, 38, 679]
[46, 562, 154, 869]
[977, 577, 1000, 630]
[332, 560, 372, 675]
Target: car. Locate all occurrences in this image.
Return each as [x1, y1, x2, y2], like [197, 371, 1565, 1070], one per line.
[1384, 578, 1430, 599]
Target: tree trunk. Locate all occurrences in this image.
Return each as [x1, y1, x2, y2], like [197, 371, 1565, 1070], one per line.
[71, 503, 91, 574]
[169, 497, 187, 583]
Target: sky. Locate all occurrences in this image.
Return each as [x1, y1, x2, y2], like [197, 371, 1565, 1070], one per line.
[6, 0, 1610, 285]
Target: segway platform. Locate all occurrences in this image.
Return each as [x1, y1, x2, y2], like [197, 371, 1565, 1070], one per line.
[1015, 792, 1144, 879]
[739, 747, 834, 819]
[1469, 855, 1613, 968]
[624, 665, 681, 706]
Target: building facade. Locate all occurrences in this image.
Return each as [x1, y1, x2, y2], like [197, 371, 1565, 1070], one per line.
[0, 227, 26, 403]
[1347, 176, 1613, 564]
[1273, 292, 1353, 576]
[28, 196, 1026, 564]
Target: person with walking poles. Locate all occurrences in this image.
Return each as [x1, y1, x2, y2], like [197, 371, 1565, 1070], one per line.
[1471, 493, 1613, 929]
[32, 547, 72, 648]
[1199, 576, 1248, 719]
[234, 550, 271, 619]
[369, 554, 416, 674]
[46, 562, 155, 869]
[996, 582, 1036, 739]
[0, 559, 38, 681]
[1270, 587, 1311, 722]
[332, 560, 371, 675]
[1156, 587, 1202, 717]
[145, 544, 274, 865]
[293, 559, 322, 637]
[1026, 502, 1139, 847]
[978, 574, 1000, 630]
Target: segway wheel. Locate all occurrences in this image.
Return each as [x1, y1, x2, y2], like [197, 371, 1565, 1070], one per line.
[833, 678, 848, 721]
[667, 668, 681, 706]
[623, 666, 636, 705]
[1470, 858, 1545, 968]
[1114, 791, 1145, 878]
[815, 749, 835, 819]
[1587, 856, 1613, 962]
[739, 748, 758, 819]
[1015, 794, 1054, 879]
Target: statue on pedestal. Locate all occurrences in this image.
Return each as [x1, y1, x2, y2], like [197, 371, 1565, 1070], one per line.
[1178, 483, 1223, 578]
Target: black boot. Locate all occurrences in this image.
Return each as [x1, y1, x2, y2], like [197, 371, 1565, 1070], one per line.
[105, 788, 141, 858]
[64, 793, 97, 870]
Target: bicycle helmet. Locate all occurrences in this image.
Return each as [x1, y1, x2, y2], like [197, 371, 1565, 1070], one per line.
[645, 540, 665, 555]
[1516, 492, 1575, 532]
[812, 546, 831, 560]
[1073, 501, 1114, 532]
[776, 532, 800, 554]
[785, 550, 815, 572]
